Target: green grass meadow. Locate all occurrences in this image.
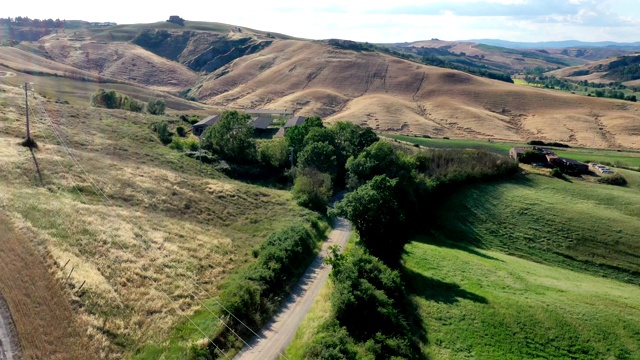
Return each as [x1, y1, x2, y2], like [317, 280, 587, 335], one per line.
[404, 171, 640, 358]
[289, 170, 640, 359]
[404, 242, 640, 360]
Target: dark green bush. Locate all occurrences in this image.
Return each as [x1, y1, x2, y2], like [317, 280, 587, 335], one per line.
[147, 98, 166, 115]
[213, 223, 323, 353]
[550, 167, 564, 178]
[150, 121, 173, 145]
[176, 125, 186, 137]
[598, 173, 627, 186]
[519, 150, 547, 164]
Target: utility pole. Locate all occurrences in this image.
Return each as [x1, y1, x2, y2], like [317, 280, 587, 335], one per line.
[199, 135, 203, 176]
[24, 82, 31, 141]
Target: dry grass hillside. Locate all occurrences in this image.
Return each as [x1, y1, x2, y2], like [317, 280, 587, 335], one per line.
[3, 21, 640, 149]
[0, 83, 316, 358]
[548, 53, 640, 86]
[38, 31, 199, 91]
[198, 40, 640, 149]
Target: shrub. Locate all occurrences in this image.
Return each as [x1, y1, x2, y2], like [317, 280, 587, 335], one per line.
[90, 89, 120, 109]
[147, 98, 166, 115]
[215, 223, 321, 349]
[121, 96, 144, 112]
[550, 167, 564, 178]
[520, 150, 547, 164]
[150, 121, 173, 145]
[176, 125, 186, 137]
[90, 89, 143, 112]
[168, 138, 185, 151]
[598, 173, 627, 186]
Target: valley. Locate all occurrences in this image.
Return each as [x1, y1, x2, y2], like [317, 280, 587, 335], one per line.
[1, 15, 639, 360]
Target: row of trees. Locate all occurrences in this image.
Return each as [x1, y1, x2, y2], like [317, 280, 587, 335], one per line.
[0, 17, 65, 28]
[90, 89, 166, 114]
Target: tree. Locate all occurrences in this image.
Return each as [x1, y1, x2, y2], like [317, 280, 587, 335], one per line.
[91, 89, 120, 109]
[121, 96, 144, 112]
[292, 168, 332, 213]
[334, 175, 405, 260]
[202, 110, 257, 163]
[298, 142, 338, 179]
[147, 98, 166, 115]
[345, 141, 414, 189]
[258, 138, 289, 169]
[285, 116, 324, 164]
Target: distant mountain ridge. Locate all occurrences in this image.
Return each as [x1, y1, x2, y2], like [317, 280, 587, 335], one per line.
[465, 39, 640, 49]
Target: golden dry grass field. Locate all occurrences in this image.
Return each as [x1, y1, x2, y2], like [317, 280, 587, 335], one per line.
[3, 24, 640, 149]
[198, 40, 640, 149]
[0, 83, 316, 358]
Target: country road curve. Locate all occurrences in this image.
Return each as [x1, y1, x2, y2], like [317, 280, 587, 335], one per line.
[0, 293, 19, 360]
[234, 217, 351, 360]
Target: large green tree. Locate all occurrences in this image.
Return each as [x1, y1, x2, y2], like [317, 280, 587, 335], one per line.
[298, 142, 338, 178]
[334, 175, 405, 260]
[292, 168, 332, 213]
[285, 116, 324, 164]
[345, 141, 414, 189]
[202, 110, 257, 163]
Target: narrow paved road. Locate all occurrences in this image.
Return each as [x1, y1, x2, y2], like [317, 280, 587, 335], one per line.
[234, 217, 351, 360]
[0, 294, 18, 360]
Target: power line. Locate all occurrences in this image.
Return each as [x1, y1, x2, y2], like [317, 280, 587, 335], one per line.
[28, 91, 230, 359]
[31, 89, 293, 360]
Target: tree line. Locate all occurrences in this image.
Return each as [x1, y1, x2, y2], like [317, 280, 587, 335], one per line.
[0, 17, 66, 28]
[90, 89, 166, 114]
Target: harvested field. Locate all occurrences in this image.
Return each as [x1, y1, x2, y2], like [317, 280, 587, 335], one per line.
[0, 215, 94, 360]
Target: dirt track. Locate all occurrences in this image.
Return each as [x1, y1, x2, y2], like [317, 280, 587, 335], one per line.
[234, 217, 351, 360]
[0, 294, 19, 360]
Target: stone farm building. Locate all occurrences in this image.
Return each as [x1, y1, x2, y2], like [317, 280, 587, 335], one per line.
[509, 146, 588, 174]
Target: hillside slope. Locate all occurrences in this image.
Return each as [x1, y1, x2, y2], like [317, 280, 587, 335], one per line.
[0, 83, 316, 358]
[4, 20, 640, 149]
[198, 40, 640, 149]
[549, 53, 640, 86]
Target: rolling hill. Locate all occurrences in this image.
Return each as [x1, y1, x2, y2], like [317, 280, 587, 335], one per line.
[2, 20, 640, 150]
[549, 53, 640, 86]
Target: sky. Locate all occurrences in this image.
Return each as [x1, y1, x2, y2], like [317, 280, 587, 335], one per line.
[3, 0, 640, 43]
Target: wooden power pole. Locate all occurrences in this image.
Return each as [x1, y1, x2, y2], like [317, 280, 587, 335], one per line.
[24, 82, 31, 141]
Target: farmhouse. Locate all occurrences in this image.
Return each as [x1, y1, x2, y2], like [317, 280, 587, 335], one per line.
[559, 158, 589, 174]
[251, 116, 273, 130]
[284, 116, 307, 129]
[192, 115, 220, 137]
[509, 146, 589, 174]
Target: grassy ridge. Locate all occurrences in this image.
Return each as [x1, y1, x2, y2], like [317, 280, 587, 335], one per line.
[404, 242, 640, 359]
[426, 172, 640, 284]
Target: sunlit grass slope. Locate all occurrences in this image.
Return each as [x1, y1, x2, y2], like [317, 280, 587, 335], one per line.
[404, 242, 640, 359]
[425, 172, 640, 285]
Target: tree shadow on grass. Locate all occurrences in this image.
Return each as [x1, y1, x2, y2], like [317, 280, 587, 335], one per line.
[411, 232, 504, 262]
[404, 267, 488, 305]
